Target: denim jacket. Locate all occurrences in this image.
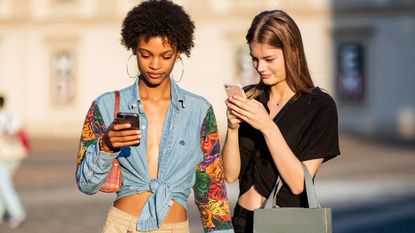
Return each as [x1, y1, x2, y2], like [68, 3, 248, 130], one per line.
[76, 78, 234, 233]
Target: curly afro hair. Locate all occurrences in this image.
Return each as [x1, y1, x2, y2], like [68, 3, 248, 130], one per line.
[121, 0, 195, 57]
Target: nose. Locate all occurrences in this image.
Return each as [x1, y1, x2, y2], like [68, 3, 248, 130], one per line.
[149, 57, 161, 70]
[255, 59, 267, 73]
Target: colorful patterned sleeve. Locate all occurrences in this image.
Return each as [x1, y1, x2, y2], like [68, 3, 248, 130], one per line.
[75, 100, 119, 194]
[194, 106, 234, 233]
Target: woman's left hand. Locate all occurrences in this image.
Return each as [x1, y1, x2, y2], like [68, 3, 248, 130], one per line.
[227, 95, 274, 132]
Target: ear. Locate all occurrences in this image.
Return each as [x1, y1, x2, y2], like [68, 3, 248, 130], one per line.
[175, 52, 182, 60]
[132, 48, 137, 55]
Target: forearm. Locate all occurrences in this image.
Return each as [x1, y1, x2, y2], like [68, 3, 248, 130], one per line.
[194, 164, 234, 233]
[76, 140, 119, 194]
[262, 123, 305, 194]
[222, 127, 241, 183]
[196, 105, 234, 233]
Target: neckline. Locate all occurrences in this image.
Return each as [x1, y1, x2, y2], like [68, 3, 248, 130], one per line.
[258, 91, 298, 122]
[271, 94, 298, 122]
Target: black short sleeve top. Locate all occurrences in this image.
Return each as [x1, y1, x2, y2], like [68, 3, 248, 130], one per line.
[238, 86, 340, 207]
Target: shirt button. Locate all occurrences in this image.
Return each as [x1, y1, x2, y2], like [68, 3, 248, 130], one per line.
[141, 125, 146, 130]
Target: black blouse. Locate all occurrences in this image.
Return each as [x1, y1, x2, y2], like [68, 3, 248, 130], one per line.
[238, 86, 340, 207]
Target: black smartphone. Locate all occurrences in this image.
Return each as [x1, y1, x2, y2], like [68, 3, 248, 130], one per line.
[116, 112, 140, 130]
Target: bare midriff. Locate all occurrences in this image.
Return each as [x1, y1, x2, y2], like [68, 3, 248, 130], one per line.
[113, 192, 187, 223]
[238, 186, 266, 211]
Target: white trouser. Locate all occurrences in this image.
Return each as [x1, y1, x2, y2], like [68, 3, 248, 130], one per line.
[0, 160, 25, 221]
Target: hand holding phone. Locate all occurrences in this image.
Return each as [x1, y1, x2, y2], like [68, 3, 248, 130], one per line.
[108, 112, 141, 147]
[224, 83, 246, 98]
[115, 112, 140, 130]
[100, 112, 141, 152]
[224, 83, 245, 129]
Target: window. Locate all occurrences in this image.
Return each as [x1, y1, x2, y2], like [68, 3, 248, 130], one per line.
[51, 51, 76, 104]
[337, 42, 365, 102]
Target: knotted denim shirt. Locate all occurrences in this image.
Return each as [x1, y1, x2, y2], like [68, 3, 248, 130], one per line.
[76, 78, 234, 233]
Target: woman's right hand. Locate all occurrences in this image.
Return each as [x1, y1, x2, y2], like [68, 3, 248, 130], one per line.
[101, 122, 141, 153]
[225, 99, 242, 130]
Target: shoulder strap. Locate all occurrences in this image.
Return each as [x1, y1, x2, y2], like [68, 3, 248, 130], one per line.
[114, 91, 120, 118]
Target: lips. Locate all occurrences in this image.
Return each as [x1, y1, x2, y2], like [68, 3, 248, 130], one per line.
[147, 72, 163, 79]
[260, 74, 272, 79]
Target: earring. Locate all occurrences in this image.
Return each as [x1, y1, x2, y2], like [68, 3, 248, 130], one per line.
[172, 57, 184, 82]
[126, 54, 139, 78]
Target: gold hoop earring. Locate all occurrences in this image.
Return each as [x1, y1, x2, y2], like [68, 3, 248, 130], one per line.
[126, 54, 139, 78]
[172, 57, 184, 83]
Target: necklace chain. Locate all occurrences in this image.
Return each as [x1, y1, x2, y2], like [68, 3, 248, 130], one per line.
[276, 97, 291, 106]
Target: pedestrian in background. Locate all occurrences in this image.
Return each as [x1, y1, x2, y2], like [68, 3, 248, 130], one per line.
[222, 10, 340, 233]
[0, 95, 29, 229]
[75, 1, 234, 233]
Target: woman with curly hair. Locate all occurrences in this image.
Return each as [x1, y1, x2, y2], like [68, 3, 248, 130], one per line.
[222, 10, 340, 233]
[75, 1, 234, 233]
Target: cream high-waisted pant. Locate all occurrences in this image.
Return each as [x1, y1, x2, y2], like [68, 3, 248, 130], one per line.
[102, 207, 189, 233]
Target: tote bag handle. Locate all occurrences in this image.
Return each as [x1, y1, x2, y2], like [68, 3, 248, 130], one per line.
[265, 163, 321, 209]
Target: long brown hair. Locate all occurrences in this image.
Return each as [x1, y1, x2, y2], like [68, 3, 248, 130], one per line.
[245, 10, 314, 98]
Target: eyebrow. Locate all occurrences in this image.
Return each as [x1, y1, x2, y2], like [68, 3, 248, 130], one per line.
[249, 53, 275, 59]
[138, 48, 174, 55]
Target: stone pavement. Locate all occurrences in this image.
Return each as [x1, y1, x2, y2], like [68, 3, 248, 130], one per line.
[0, 134, 414, 232]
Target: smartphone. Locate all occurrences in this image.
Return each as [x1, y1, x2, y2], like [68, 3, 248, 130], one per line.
[224, 83, 246, 98]
[116, 112, 140, 130]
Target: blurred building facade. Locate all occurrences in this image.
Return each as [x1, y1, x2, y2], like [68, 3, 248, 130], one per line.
[0, 0, 413, 143]
[331, 0, 415, 143]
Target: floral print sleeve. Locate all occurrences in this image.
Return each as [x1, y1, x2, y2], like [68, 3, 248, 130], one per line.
[76, 101, 118, 194]
[194, 106, 234, 233]
[76, 101, 105, 165]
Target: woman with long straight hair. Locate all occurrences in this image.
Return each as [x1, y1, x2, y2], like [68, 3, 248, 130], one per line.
[222, 10, 340, 233]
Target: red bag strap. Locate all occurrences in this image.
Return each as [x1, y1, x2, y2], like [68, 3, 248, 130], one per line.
[114, 91, 120, 118]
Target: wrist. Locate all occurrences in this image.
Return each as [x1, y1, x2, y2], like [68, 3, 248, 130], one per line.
[99, 136, 119, 153]
[227, 124, 240, 131]
[261, 121, 278, 136]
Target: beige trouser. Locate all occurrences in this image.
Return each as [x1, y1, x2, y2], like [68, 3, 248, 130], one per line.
[102, 207, 189, 233]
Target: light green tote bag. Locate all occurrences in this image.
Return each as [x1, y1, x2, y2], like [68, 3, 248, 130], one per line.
[254, 164, 332, 233]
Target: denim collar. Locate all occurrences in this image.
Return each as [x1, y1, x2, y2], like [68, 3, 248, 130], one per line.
[127, 77, 185, 112]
